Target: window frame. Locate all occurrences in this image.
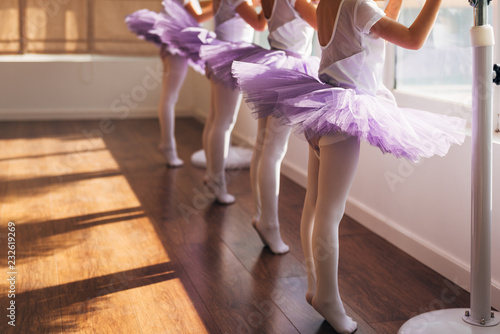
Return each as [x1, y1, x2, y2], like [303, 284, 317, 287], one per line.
[386, 1, 500, 134]
[1, 0, 162, 56]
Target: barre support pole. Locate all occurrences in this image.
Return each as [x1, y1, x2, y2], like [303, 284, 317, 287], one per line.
[465, 0, 495, 326]
[399, 0, 498, 332]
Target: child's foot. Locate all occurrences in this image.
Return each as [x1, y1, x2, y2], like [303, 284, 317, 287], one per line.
[158, 145, 184, 168]
[203, 174, 234, 204]
[303, 256, 317, 305]
[215, 192, 235, 205]
[252, 221, 289, 255]
[312, 297, 357, 334]
[305, 288, 316, 306]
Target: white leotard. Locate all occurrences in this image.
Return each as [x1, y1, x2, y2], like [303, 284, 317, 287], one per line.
[214, 0, 255, 43]
[319, 0, 386, 95]
[267, 0, 315, 56]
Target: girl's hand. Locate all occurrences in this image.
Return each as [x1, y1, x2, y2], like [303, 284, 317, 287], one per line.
[371, 0, 442, 50]
[295, 0, 318, 30]
[251, 0, 262, 8]
[237, 0, 267, 31]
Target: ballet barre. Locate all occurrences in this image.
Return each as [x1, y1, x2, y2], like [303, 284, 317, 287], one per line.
[399, 0, 499, 332]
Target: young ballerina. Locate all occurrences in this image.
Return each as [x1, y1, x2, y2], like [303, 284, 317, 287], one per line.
[199, 0, 267, 204]
[231, 0, 319, 254]
[233, 0, 466, 332]
[126, 0, 213, 167]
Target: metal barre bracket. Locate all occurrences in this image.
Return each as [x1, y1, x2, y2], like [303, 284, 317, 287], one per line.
[494, 64, 500, 85]
[469, 0, 492, 6]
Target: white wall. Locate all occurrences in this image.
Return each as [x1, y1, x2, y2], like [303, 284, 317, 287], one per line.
[2, 55, 499, 310]
[0, 55, 197, 120]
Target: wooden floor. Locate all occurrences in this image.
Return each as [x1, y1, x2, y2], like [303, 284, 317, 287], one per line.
[0, 118, 470, 334]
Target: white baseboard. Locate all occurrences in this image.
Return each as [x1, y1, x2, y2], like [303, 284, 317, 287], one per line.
[191, 108, 207, 124]
[345, 196, 500, 310]
[0, 107, 195, 121]
[281, 160, 307, 188]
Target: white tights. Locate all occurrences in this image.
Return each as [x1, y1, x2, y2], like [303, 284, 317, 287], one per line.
[301, 135, 360, 334]
[250, 116, 291, 254]
[202, 80, 243, 204]
[157, 53, 187, 167]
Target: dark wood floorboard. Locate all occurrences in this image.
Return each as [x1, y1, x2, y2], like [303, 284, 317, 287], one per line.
[0, 117, 471, 334]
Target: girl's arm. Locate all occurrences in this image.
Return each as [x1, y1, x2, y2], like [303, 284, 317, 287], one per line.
[371, 0, 442, 50]
[185, 1, 214, 23]
[295, 0, 318, 30]
[236, 1, 268, 31]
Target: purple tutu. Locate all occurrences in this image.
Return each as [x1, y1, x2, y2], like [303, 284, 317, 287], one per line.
[199, 42, 261, 89]
[125, 0, 210, 74]
[125, 9, 164, 46]
[200, 42, 320, 89]
[201, 40, 320, 89]
[236, 48, 320, 79]
[232, 62, 466, 162]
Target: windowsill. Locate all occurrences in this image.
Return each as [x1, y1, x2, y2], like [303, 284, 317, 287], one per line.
[0, 54, 158, 62]
[395, 85, 472, 105]
[393, 89, 472, 120]
[393, 89, 500, 143]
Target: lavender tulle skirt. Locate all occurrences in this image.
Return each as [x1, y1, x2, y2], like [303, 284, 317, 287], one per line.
[125, 0, 211, 74]
[232, 62, 466, 162]
[125, 9, 164, 46]
[200, 42, 320, 89]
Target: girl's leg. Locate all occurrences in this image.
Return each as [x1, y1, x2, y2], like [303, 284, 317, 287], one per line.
[301, 146, 319, 304]
[206, 80, 242, 204]
[312, 135, 360, 334]
[158, 53, 188, 167]
[250, 117, 268, 224]
[254, 116, 292, 254]
[202, 86, 217, 184]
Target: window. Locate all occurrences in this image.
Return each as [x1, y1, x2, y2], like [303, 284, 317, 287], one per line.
[0, 0, 164, 55]
[391, 0, 500, 131]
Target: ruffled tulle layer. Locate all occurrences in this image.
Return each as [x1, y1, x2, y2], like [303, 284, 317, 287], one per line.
[200, 42, 260, 89]
[232, 62, 466, 162]
[125, 0, 208, 74]
[200, 42, 320, 89]
[125, 9, 164, 46]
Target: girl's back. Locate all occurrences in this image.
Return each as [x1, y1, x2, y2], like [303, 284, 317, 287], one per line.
[263, 0, 315, 55]
[213, 0, 255, 42]
[318, 0, 386, 94]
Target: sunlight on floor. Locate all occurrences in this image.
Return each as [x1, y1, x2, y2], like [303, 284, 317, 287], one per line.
[0, 134, 209, 333]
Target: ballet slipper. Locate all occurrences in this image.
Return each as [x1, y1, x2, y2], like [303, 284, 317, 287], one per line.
[251, 216, 260, 228]
[311, 296, 358, 334]
[252, 220, 290, 255]
[203, 175, 234, 204]
[158, 145, 184, 168]
[305, 289, 315, 306]
[215, 192, 235, 205]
